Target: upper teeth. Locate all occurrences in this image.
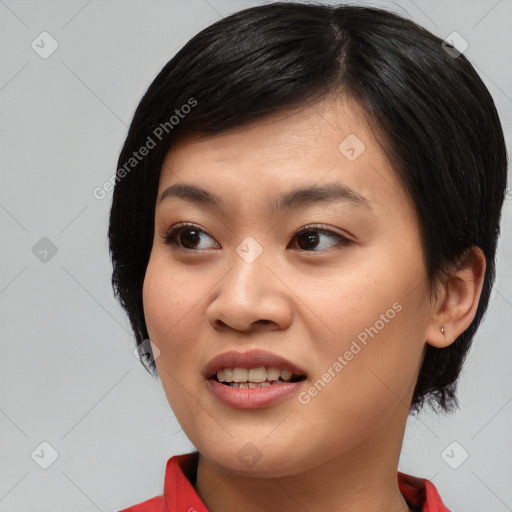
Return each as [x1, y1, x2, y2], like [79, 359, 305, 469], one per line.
[216, 367, 293, 383]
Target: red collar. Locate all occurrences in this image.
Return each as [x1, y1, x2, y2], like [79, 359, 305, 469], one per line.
[120, 452, 451, 512]
[397, 471, 451, 511]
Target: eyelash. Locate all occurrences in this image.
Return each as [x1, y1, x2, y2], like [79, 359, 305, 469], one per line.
[161, 222, 352, 252]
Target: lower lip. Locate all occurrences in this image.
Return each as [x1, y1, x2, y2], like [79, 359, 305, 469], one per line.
[206, 379, 305, 409]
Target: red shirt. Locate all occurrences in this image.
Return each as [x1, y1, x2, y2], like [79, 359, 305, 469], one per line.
[119, 452, 451, 512]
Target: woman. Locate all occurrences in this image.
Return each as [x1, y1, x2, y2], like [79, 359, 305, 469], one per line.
[109, 2, 508, 511]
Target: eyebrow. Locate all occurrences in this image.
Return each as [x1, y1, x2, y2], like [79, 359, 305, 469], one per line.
[158, 182, 372, 213]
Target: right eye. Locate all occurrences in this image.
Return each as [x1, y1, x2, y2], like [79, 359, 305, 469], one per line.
[161, 223, 220, 251]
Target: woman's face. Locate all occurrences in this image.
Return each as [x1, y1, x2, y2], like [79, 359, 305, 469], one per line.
[143, 97, 434, 477]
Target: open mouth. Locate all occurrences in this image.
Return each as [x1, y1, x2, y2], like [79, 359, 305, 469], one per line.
[212, 367, 307, 388]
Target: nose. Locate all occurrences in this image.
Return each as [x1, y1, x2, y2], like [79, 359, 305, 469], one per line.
[206, 245, 293, 334]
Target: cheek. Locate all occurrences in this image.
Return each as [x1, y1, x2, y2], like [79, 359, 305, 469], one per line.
[142, 254, 215, 386]
[142, 255, 196, 345]
[142, 258, 204, 421]
[296, 314, 423, 461]
[307, 264, 427, 421]
[143, 265, 171, 341]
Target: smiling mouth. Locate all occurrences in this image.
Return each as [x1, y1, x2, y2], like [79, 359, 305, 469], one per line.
[213, 366, 306, 388]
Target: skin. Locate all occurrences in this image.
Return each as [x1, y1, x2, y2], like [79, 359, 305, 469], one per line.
[142, 96, 486, 512]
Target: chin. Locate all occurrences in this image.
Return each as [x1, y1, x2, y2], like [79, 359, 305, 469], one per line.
[198, 438, 316, 478]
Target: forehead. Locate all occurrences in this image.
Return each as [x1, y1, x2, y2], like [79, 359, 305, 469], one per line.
[158, 96, 413, 217]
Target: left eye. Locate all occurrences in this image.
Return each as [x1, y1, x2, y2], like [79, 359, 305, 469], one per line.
[292, 226, 349, 251]
[162, 223, 350, 252]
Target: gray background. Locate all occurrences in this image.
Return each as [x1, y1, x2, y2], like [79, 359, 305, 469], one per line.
[1, 0, 511, 511]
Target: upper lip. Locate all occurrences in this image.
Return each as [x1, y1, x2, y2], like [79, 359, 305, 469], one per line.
[203, 349, 308, 380]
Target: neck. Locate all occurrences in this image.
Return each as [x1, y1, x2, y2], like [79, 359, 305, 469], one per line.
[193, 405, 413, 512]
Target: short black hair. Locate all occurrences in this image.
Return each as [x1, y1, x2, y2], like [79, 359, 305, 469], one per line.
[108, 1, 508, 415]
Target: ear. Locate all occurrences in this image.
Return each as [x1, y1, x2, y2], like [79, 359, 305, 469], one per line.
[425, 246, 486, 348]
